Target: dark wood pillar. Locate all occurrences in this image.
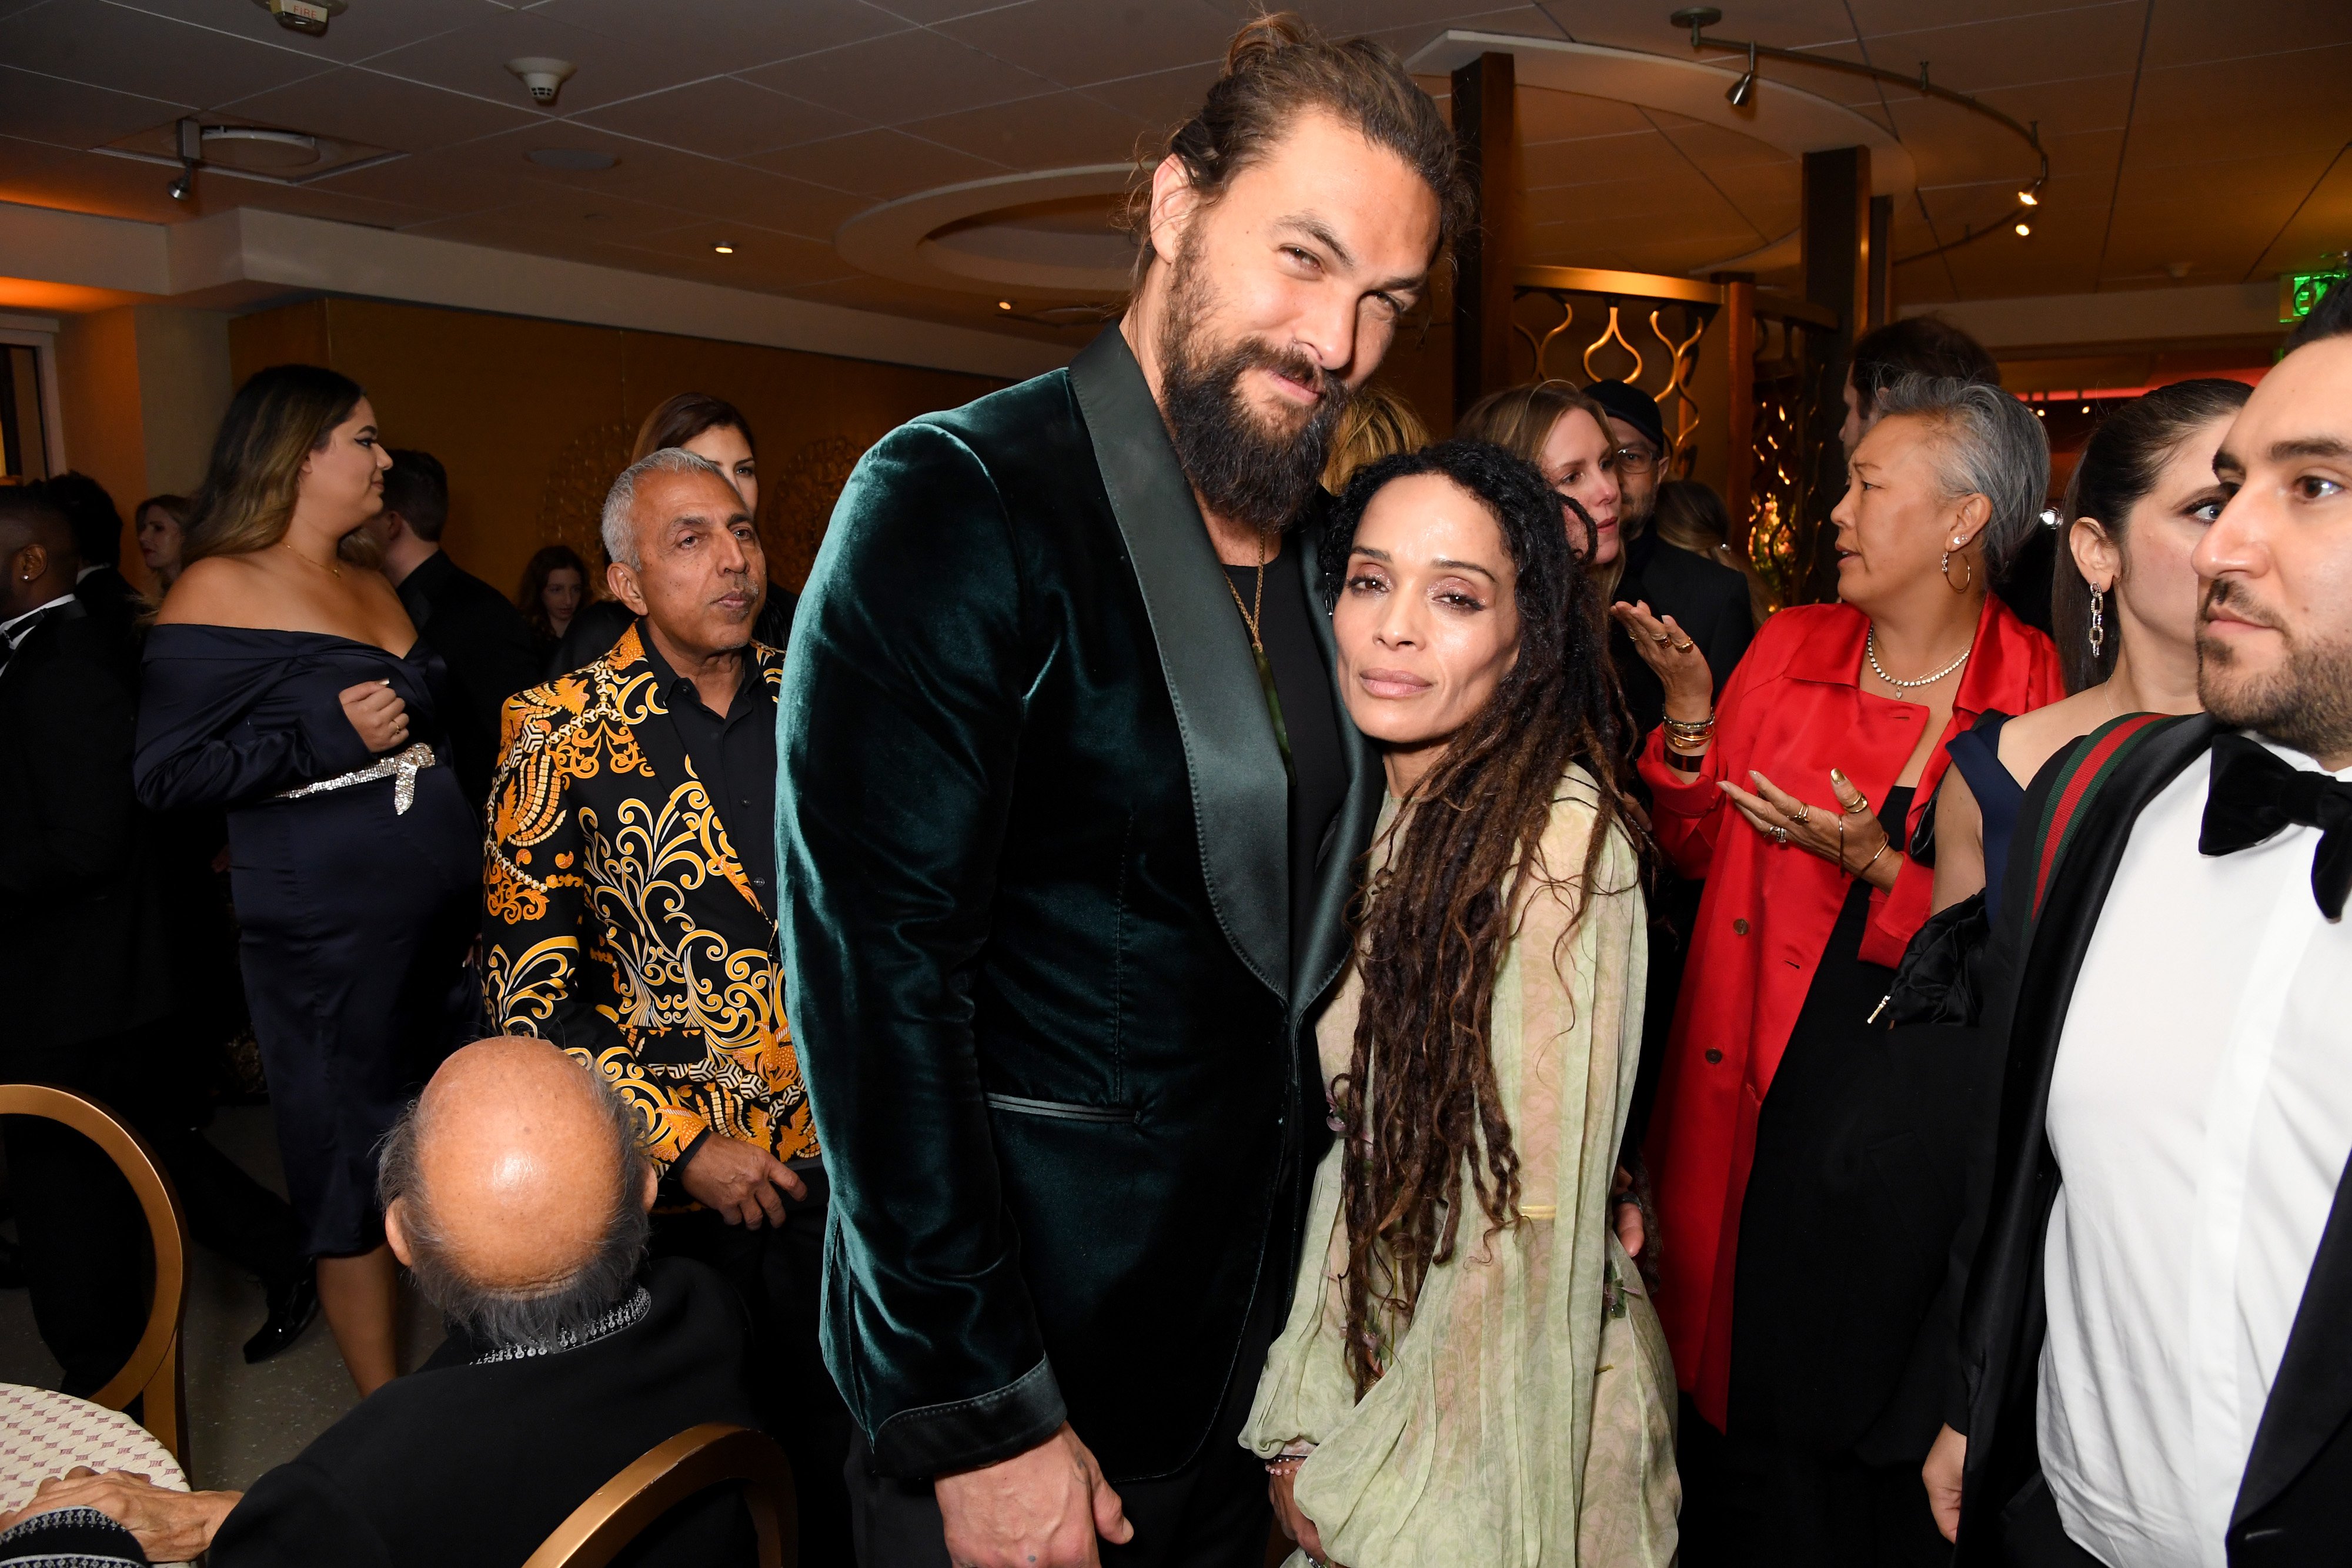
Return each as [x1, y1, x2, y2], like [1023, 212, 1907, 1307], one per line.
[1866, 193, 1894, 329]
[1716, 272, 1758, 544]
[1451, 51, 1516, 418]
[1802, 146, 1871, 355]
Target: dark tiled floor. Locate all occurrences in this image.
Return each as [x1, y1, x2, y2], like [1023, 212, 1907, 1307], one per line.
[0, 1105, 446, 1492]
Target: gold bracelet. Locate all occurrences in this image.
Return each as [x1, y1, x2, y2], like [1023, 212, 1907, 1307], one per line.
[1860, 841, 1891, 876]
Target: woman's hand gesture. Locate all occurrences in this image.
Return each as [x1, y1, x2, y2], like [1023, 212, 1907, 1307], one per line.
[1609, 600, 1712, 714]
[1719, 767, 1900, 890]
[339, 679, 410, 754]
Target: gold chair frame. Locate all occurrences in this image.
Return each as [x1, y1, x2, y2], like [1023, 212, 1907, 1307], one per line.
[0, 1084, 189, 1467]
[523, 1422, 797, 1568]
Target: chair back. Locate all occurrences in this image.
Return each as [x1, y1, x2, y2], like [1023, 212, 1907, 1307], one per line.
[523, 1422, 796, 1568]
[0, 1084, 189, 1466]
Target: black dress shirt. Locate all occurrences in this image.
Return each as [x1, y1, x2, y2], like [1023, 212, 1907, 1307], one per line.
[396, 549, 543, 813]
[636, 622, 777, 910]
[1224, 536, 1347, 948]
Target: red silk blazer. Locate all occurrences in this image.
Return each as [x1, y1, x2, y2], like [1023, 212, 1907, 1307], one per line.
[1636, 596, 2061, 1429]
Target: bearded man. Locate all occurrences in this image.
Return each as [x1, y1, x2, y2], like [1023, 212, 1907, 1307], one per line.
[777, 17, 1462, 1568]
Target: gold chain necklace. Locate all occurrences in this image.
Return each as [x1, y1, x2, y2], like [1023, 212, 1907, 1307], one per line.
[1221, 530, 1269, 653]
[280, 540, 344, 580]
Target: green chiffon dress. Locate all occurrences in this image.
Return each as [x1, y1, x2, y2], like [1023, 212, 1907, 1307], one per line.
[1242, 770, 1682, 1567]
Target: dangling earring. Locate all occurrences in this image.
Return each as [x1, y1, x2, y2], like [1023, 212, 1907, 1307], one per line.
[1941, 539, 1972, 593]
[2089, 585, 2106, 660]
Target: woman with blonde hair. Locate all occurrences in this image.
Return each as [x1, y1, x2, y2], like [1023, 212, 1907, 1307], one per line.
[1321, 380, 1430, 492]
[135, 364, 477, 1395]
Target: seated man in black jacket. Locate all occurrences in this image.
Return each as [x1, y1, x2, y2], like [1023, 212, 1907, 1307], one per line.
[0, 1037, 760, 1567]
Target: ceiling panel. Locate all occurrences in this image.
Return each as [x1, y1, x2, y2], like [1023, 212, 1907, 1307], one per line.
[214, 64, 540, 154]
[1518, 88, 1653, 145]
[0, 0, 331, 108]
[103, 0, 500, 66]
[2143, 0, 2351, 70]
[1076, 59, 1222, 129]
[534, 0, 912, 75]
[0, 132, 196, 220]
[900, 91, 1148, 171]
[744, 127, 1005, 199]
[741, 28, 1057, 126]
[572, 77, 863, 159]
[0, 62, 187, 147]
[938, 0, 1235, 91]
[359, 6, 701, 116]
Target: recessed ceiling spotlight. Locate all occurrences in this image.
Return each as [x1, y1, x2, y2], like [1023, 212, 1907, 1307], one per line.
[2081, 404, 2091, 413]
[2014, 222, 2032, 237]
[713, 243, 735, 255]
[527, 148, 618, 172]
[2034, 407, 2046, 417]
[997, 300, 1013, 310]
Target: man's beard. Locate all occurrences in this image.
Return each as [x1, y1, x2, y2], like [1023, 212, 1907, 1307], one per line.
[2199, 576, 2352, 760]
[1156, 242, 1351, 536]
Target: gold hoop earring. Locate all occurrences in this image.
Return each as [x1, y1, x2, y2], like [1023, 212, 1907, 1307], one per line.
[1941, 549, 1973, 593]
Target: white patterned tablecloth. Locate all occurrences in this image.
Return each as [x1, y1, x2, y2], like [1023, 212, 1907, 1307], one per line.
[0, 1381, 186, 1515]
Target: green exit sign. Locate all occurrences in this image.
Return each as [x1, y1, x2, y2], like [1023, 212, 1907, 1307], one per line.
[2281, 270, 2346, 323]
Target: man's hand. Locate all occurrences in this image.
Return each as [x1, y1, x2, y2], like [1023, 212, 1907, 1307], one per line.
[934, 1423, 1131, 1568]
[0, 1468, 240, 1562]
[676, 1136, 806, 1228]
[1924, 1423, 1967, 1543]
[1611, 1165, 1646, 1259]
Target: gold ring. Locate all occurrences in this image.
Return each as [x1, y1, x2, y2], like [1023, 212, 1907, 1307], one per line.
[1652, 631, 1672, 644]
[1792, 804, 1810, 824]
[1673, 640, 1695, 653]
[1845, 797, 1871, 815]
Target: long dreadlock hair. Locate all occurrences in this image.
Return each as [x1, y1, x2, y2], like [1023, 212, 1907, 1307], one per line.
[1321, 439, 1648, 1398]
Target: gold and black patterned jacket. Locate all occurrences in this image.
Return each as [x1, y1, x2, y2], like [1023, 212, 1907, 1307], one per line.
[482, 624, 816, 1169]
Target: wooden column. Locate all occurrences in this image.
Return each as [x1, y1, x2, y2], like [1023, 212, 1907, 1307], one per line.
[1802, 146, 1872, 357]
[1866, 193, 1894, 329]
[1451, 51, 1516, 417]
[1716, 272, 1758, 541]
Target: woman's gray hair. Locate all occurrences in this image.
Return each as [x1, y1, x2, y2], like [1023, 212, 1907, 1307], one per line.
[1869, 372, 2049, 576]
[377, 1058, 652, 1350]
[599, 446, 727, 570]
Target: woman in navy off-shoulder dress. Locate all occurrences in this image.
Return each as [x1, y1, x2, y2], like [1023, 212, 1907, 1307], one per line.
[134, 366, 475, 1395]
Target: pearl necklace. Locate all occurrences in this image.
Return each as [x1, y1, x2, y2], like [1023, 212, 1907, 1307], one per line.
[1866, 627, 1969, 689]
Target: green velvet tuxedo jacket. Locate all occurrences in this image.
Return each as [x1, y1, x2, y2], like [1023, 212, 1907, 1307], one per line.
[778, 328, 1382, 1481]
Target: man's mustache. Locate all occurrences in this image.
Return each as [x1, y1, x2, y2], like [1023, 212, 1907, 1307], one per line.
[2204, 576, 2285, 633]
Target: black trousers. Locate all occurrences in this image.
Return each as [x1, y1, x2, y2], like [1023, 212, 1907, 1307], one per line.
[2, 1022, 299, 1395]
[1996, 1473, 2106, 1567]
[652, 1166, 854, 1568]
[844, 1269, 1279, 1568]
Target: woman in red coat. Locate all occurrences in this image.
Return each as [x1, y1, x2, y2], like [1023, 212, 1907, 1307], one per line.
[1616, 376, 2063, 1563]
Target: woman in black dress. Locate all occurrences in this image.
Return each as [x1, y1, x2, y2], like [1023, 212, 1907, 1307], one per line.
[135, 365, 477, 1395]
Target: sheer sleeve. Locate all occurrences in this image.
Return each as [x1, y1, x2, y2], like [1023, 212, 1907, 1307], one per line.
[1241, 774, 1680, 1566]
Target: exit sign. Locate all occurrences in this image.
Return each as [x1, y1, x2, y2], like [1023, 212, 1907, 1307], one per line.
[2281, 270, 2346, 323]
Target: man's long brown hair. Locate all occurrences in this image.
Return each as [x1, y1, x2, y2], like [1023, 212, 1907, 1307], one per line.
[1323, 440, 1646, 1397]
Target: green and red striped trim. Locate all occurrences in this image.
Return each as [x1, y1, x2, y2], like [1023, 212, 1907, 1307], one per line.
[2029, 713, 2173, 921]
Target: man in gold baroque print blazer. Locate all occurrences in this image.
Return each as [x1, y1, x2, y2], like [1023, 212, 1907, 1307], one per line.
[480, 446, 847, 1562]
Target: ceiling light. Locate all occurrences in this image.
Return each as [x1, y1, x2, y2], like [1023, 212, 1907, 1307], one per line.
[2017, 188, 2039, 206]
[2014, 222, 2032, 237]
[712, 243, 734, 255]
[167, 168, 195, 202]
[1728, 42, 1758, 108]
[2034, 407, 2046, 417]
[527, 148, 618, 172]
[2081, 404, 2091, 413]
[997, 300, 1013, 311]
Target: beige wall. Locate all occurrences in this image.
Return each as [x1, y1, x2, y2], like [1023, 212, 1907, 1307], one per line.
[54, 304, 235, 589]
[228, 297, 1007, 603]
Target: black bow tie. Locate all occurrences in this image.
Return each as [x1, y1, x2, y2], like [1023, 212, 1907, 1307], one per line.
[2199, 733, 2352, 920]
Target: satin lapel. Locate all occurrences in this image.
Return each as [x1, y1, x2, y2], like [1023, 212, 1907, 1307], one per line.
[2237, 1152, 2352, 1527]
[1294, 518, 1381, 1021]
[1069, 327, 1289, 998]
[614, 629, 769, 921]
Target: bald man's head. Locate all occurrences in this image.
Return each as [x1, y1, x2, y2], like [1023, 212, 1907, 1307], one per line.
[379, 1038, 654, 1348]
[0, 487, 78, 620]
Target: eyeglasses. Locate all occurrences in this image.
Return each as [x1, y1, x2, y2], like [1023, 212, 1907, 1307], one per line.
[1609, 446, 1659, 476]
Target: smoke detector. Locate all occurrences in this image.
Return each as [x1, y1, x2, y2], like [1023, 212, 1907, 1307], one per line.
[506, 58, 577, 106]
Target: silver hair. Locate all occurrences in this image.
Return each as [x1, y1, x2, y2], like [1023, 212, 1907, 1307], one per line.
[377, 1050, 652, 1350]
[598, 446, 729, 570]
[1867, 372, 2050, 576]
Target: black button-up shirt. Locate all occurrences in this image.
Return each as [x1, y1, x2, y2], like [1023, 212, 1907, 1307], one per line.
[637, 621, 776, 911]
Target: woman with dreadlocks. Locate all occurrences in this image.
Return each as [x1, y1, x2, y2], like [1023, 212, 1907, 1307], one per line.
[1242, 441, 1680, 1566]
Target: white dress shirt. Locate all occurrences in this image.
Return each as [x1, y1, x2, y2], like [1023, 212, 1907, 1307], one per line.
[2039, 736, 2352, 1567]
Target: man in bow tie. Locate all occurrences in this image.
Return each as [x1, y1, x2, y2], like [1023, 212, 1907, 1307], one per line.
[1929, 277, 2352, 1567]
